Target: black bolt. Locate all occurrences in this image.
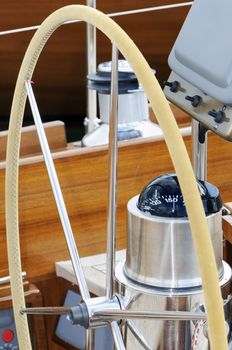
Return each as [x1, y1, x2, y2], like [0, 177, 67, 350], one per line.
[164, 80, 180, 93]
[185, 95, 202, 107]
[208, 110, 225, 123]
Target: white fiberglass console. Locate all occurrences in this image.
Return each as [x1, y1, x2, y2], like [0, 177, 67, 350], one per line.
[165, 0, 232, 141]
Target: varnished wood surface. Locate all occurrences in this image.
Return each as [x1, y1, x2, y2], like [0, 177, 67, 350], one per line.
[0, 0, 189, 122]
[0, 118, 230, 349]
[0, 121, 67, 161]
[0, 127, 232, 284]
[223, 203, 232, 247]
[223, 215, 232, 243]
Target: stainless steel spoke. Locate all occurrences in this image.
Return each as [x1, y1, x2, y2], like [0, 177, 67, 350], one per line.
[94, 309, 207, 321]
[106, 44, 125, 350]
[25, 81, 90, 301]
[106, 44, 119, 300]
[111, 321, 126, 350]
[21, 307, 71, 315]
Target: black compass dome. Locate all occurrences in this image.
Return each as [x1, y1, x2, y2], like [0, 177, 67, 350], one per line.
[137, 173, 222, 218]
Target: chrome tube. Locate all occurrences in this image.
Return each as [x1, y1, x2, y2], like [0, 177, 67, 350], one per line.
[26, 79, 93, 349]
[111, 321, 126, 350]
[21, 307, 72, 315]
[0, 272, 26, 285]
[192, 119, 208, 181]
[105, 46, 125, 350]
[25, 81, 90, 301]
[94, 310, 207, 321]
[82, 6, 96, 346]
[106, 45, 119, 300]
[0, 2, 193, 36]
[86, 0, 97, 133]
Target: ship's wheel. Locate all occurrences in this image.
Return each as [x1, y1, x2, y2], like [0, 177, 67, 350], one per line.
[5, 4, 226, 350]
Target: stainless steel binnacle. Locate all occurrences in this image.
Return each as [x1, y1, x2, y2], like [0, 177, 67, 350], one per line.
[116, 175, 231, 350]
[116, 261, 232, 350]
[125, 195, 223, 289]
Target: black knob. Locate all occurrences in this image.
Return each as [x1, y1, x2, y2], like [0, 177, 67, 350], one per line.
[185, 95, 202, 107]
[164, 80, 180, 93]
[208, 110, 225, 123]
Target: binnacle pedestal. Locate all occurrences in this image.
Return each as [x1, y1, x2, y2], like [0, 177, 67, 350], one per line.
[116, 174, 232, 350]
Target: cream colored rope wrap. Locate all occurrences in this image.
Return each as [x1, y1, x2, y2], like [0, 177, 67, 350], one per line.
[5, 5, 227, 350]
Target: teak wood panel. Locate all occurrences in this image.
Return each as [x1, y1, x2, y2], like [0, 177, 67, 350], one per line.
[0, 121, 67, 161]
[0, 131, 232, 283]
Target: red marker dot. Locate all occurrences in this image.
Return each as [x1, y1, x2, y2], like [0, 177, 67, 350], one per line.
[2, 329, 14, 343]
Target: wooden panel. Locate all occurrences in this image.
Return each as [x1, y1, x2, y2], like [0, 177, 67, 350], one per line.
[0, 128, 232, 283]
[222, 203, 232, 247]
[0, 0, 188, 122]
[0, 111, 230, 349]
[0, 120, 67, 160]
[223, 215, 232, 243]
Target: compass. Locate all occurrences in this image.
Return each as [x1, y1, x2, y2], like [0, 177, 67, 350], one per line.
[137, 173, 222, 217]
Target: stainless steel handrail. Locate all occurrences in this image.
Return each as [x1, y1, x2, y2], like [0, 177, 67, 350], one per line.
[0, 2, 193, 36]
